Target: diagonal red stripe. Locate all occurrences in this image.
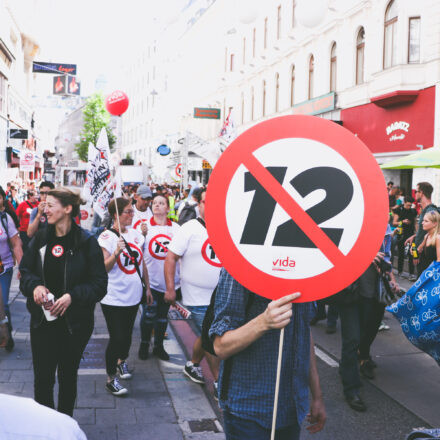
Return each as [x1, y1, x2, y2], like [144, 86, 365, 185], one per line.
[153, 238, 168, 253]
[242, 154, 346, 267]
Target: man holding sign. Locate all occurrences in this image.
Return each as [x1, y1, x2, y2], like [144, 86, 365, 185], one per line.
[204, 115, 390, 439]
[210, 272, 325, 439]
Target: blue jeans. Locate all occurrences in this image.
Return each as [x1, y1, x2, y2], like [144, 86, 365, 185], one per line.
[186, 305, 208, 333]
[223, 411, 300, 440]
[0, 267, 14, 315]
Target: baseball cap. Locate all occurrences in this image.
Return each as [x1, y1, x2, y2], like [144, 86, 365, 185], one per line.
[136, 185, 152, 199]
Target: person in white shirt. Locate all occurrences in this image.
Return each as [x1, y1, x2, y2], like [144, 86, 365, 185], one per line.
[165, 189, 221, 392]
[98, 198, 152, 396]
[131, 185, 153, 236]
[139, 194, 181, 361]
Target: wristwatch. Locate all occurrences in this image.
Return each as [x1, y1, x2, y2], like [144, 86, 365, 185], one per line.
[0, 316, 8, 325]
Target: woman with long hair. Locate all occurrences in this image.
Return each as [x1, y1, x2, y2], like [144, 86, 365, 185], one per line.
[19, 188, 108, 416]
[138, 194, 181, 360]
[417, 210, 440, 273]
[0, 186, 23, 351]
[98, 197, 152, 396]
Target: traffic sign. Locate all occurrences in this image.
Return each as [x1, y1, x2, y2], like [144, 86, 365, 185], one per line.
[205, 115, 388, 302]
[175, 163, 182, 178]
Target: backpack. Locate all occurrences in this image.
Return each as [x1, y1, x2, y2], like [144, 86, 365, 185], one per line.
[201, 286, 255, 356]
[177, 202, 197, 225]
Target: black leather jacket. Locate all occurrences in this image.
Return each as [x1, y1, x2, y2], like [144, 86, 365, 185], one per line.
[19, 222, 108, 331]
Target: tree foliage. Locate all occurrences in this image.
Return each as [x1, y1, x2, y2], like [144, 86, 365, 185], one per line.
[75, 92, 117, 162]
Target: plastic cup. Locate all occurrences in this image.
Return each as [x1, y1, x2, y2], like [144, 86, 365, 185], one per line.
[42, 293, 58, 321]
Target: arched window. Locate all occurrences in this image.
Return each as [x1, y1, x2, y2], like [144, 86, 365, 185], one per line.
[290, 65, 295, 106]
[384, 0, 398, 68]
[262, 80, 267, 116]
[277, 5, 282, 40]
[356, 28, 365, 84]
[330, 43, 337, 92]
[308, 55, 314, 100]
[251, 87, 255, 120]
[264, 17, 268, 49]
[275, 73, 280, 112]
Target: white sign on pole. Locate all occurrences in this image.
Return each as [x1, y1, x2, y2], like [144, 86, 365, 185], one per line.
[19, 150, 36, 173]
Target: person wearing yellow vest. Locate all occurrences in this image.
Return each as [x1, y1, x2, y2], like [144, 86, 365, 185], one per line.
[167, 194, 178, 222]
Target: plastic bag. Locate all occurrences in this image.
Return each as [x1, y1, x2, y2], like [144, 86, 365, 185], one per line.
[386, 261, 440, 366]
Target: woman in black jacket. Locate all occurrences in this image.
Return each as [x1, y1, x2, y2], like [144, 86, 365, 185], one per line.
[19, 188, 108, 417]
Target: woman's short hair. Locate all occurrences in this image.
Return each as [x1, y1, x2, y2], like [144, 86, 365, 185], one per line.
[108, 197, 131, 218]
[48, 188, 85, 218]
[152, 194, 169, 206]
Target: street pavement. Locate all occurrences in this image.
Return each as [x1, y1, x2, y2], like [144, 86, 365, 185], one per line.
[1, 268, 438, 440]
[0, 270, 224, 440]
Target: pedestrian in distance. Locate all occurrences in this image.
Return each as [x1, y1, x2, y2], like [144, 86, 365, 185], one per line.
[0, 186, 23, 352]
[19, 188, 108, 416]
[210, 272, 326, 439]
[138, 194, 181, 361]
[27, 181, 55, 239]
[98, 197, 153, 396]
[15, 189, 39, 252]
[416, 210, 440, 274]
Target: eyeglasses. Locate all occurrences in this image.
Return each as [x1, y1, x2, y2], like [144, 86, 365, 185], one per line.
[122, 209, 135, 215]
[39, 191, 49, 196]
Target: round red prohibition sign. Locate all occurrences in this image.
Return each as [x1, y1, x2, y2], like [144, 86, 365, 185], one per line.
[201, 239, 222, 268]
[175, 163, 182, 178]
[116, 242, 143, 274]
[205, 115, 389, 302]
[148, 234, 171, 260]
[52, 245, 64, 258]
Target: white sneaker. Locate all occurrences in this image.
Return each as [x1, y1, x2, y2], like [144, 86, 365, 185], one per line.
[183, 361, 205, 384]
[117, 361, 132, 379]
[106, 377, 128, 396]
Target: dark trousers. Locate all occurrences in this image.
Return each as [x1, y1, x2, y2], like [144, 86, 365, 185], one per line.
[30, 319, 92, 416]
[337, 297, 385, 395]
[223, 411, 300, 440]
[316, 300, 338, 327]
[397, 237, 414, 274]
[101, 303, 138, 376]
[140, 288, 172, 348]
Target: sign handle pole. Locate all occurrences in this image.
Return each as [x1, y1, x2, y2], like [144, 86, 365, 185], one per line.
[271, 327, 285, 440]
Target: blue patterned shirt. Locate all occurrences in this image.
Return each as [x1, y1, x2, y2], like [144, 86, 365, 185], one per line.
[209, 269, 316, 429]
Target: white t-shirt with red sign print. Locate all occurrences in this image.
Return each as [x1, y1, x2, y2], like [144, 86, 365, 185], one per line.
[167, 218, 221, 306]
[98, 228, 144, 306]
[143, 217, 180, 293]
[131, 204, 153, 235]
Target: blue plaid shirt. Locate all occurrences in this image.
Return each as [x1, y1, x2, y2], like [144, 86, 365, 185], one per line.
[209, 269, 316, 429]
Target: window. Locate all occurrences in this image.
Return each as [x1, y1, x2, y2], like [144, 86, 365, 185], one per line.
[277, 5, 282, 39]
[275, 73, 280, 112]
[292, 1, 296, 28]
[308, 55, 314, 100]
[356, 28, 365, 85]
[290, 65, 295, 106]
[384, 0, 398, 69]
[230, 53, 235, 72]
[251, 87, 255, 120]
[262, 80, 267, 116]
[408, 17, 420, 63]
[330, 42, 337, 92]
[243, 37, 246, 64]
[0, 73, 6, 114]
[241, 93, 245, 124]
[264, 17, 268, 49]
[253, 28, 256, 58]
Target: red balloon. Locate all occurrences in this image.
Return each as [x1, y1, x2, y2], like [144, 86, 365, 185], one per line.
[105, 90, 129, 116]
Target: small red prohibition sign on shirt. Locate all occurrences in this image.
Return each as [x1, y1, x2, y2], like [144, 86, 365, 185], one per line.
[116, 242, 143, 275]
[205, 115, 389, 302]
[201, 239, 222, 268]
[148, 234, 171, 260]
[52, 245, 64, 258]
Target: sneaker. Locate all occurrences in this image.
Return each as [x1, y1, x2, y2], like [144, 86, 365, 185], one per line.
[408, 274, 417, 281]
[138, 342, 149, 360]
[117, 361, 132, 379]
[106, 377, 128, 396]
[378, 322, 390, 331]
[213, 381, 219, 401]
[153, 346, 170, 361]
[183, 361, 205, 384]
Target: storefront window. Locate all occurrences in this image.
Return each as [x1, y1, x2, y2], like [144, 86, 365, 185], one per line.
[408, 17, 420, 63]
[356, 28, 365, 85]
[384, 0, 398, 69]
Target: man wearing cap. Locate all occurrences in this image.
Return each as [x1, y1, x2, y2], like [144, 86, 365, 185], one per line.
[131, 185, 153, 236]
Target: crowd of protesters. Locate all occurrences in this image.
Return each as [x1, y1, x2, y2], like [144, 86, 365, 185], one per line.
[1, 177, 440, 440]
